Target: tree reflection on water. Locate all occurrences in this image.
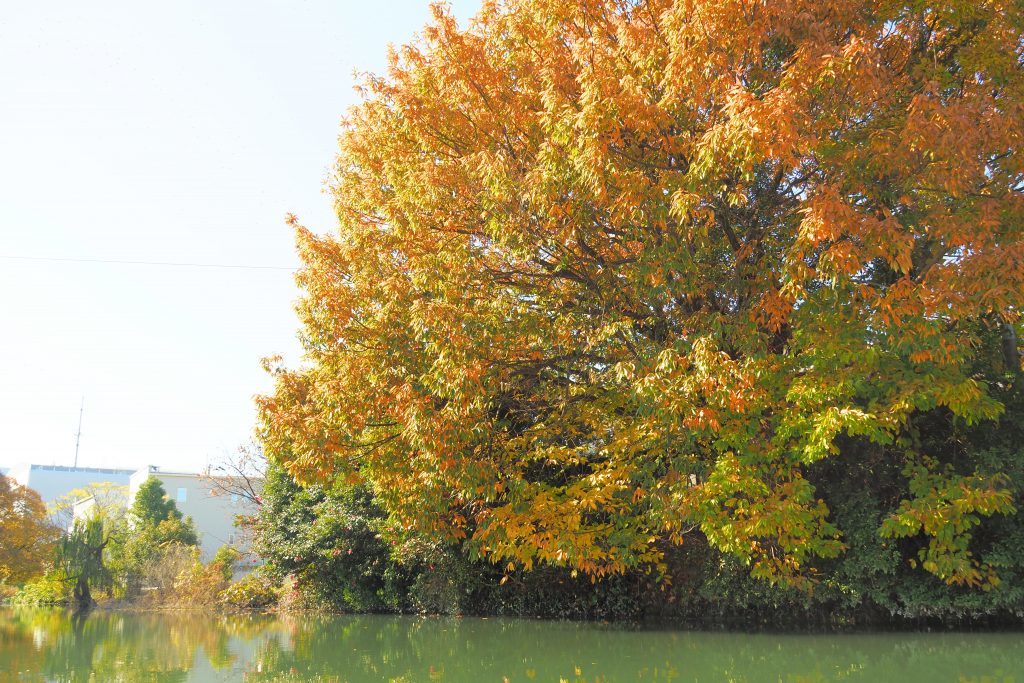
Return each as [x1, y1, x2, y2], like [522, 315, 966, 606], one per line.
[1, 608, 1022, 682]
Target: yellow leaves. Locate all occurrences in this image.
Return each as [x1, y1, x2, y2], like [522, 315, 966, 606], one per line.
[802, 407, 888, 464]
[881, 464, 1016, 589]
[683, 452, 844, 586]
[0, 475, 59, 584]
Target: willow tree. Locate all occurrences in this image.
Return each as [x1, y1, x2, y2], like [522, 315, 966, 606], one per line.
[59, 517, 113, 610]
[259, 0, 1023, 587]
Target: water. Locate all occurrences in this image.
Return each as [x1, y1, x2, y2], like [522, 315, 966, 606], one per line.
[1, 608, 1022, 682]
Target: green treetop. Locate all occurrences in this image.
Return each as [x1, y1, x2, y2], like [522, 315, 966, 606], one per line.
[130, 478, 184, 527]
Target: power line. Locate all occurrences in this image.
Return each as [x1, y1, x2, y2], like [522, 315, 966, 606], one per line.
[0, 254, 298, 271]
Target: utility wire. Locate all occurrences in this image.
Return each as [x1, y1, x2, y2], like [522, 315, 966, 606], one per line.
[0, 254, 297, 271]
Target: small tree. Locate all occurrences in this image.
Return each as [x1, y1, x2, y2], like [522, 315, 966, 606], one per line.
[202, 443, 266, 561]
[129, 478, 198, 546]
[130, 478, 184, 527]
[108, 478, 198, 596]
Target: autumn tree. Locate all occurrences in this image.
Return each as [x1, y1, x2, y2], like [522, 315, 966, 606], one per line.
[259, 0, 1024, 588]
[0, 474, 58, 584]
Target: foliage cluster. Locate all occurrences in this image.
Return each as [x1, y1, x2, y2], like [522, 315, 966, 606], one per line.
[106, 477, 200, 598]
[158, 545, 241, 608]
[254, 442, 1024, 624]
[219, 569, 280, 609]
[0, 474, 58, 585]
[8, 573, 69, 607]
[252, 464, 412, 612]
[46, 482, 128, 530]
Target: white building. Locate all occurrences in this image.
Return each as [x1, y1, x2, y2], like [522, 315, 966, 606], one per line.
[5, 464, 134, 505]
[72, 495, 99, 521]
[127, 467, 262, 564]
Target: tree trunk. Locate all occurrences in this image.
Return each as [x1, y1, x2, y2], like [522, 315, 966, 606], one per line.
[1002, 322, 1021, 376]
[72, 577, 93, 612]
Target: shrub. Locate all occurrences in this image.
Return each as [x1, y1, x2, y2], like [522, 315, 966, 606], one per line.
[211, 545, 243, 582]
[219, 570, 279, 609]
[253, 465, 415, 613]
[172, 552, 231, 608]
[9, 573, 68, 606]
[275, 574, 313, 612]
[140, 543, 197, 595]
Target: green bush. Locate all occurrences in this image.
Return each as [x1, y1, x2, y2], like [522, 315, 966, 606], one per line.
[220, 570, 280, 609]
[253, 466, 415, 613]
[9, 573, 68, 606]
[212, 545, 243, 582]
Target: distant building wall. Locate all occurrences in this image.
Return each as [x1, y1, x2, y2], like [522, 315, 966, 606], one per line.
[72, 496, 97, 521]
[128, 469, 261, 565]
[6, 464, 133, 506]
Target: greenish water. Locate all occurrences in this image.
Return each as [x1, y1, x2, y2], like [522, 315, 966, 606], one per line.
[1, 609, 1022, 682]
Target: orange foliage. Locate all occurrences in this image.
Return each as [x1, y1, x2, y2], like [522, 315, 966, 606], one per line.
[259, 0, 1023, 586]
[0, 474, 58, 584]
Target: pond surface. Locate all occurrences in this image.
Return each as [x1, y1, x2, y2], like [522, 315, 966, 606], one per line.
[1, 608, 1022, 682]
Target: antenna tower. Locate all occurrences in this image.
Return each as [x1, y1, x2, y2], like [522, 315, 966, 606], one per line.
[73, 397, 84, 468]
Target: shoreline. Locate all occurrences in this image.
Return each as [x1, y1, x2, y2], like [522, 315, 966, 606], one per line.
[4, 601, 1022, 634]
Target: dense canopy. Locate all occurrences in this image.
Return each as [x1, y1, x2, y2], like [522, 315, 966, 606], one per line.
[259, 0, 1024, 588]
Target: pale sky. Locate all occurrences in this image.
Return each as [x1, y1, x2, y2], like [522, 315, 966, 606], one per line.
[0, 0, 479, 474]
